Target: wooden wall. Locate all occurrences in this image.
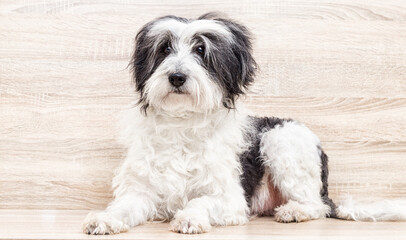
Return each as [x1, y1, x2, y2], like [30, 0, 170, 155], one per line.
[0, 0, 405, 209]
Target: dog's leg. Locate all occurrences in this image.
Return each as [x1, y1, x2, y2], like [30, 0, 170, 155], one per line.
[169, 185, 248, 234]
[82, 193, 155, 235]
[260, 121, 330, 223]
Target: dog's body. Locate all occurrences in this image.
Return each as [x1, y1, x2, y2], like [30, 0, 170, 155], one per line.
[83, 13, 406, 235]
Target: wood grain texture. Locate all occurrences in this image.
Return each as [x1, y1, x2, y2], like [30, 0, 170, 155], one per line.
[0, 0, 406, 210]
[1, 210, 406, 240]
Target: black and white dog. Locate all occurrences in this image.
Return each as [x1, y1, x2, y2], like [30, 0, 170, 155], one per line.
[83, 13, 406, 235]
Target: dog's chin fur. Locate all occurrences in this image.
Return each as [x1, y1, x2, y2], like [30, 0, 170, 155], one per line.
[82, 13, 406, 235]
[150, 93, 222, 115]
[154, 93, 195, 113]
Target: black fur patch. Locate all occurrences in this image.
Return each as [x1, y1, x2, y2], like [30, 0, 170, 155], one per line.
[198, 13, 257, 109]
[131, 15, 189, 113]
[239, 116, 289, 205]
[319, 147, 337, 218]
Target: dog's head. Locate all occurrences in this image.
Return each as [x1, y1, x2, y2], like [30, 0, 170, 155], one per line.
[131, 13, 257, 114]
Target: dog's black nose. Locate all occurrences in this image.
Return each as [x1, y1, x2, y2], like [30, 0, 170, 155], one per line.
[169, 73, 186, 87]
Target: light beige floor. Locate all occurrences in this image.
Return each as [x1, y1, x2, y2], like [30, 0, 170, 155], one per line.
[1, 210, 406, 240]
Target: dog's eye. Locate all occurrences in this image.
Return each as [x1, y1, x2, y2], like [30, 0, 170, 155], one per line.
[163, 45, 172, 55]
[195, 46, 205, 56]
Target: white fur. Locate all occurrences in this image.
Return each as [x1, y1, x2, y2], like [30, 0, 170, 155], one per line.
[259, 121, 331, 222]
[83, 104, 250, 234]
[336, 197, 406, 221]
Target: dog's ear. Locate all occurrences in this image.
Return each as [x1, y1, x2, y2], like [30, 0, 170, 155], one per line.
[199, 13, 257, 107]
[131, 16, 188, 113]
[130, 19, 158, 114]
[131, 22, 152, 95]
[218, 18, 257, 92]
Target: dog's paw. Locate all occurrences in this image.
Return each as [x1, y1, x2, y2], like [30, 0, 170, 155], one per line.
[169, 210, 211, 234]
[82, 211, 129, 235]
[274, 201, 309, 223]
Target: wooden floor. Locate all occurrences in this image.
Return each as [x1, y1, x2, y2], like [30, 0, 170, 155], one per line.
[1, 210, 406, 240]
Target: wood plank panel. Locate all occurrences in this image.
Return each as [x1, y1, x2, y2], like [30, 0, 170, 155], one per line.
[0, 0, 405, 210]
[0, 210, 406, 240]
[1, 0, 406, 20]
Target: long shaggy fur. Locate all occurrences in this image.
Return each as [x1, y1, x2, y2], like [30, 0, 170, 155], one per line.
[336, 197, 406, 221]
[83, 13, 406, 235]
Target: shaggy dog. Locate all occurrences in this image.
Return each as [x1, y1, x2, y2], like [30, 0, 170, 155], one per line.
[83, 13, 406, 235]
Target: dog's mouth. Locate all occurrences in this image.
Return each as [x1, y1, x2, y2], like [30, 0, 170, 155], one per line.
[169, 88, 187, 94]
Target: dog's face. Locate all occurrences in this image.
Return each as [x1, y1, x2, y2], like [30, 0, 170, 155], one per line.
[131, 13, 256, 113]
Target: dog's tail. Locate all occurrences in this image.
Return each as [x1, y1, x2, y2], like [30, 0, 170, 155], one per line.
[333, 196, 406, 221]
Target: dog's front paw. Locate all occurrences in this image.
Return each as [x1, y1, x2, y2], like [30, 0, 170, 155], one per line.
[169, 210, 211, 234]
[82, 211, 129, 235]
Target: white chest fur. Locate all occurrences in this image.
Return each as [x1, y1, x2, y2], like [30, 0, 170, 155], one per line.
[113, 105, 249, 218]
